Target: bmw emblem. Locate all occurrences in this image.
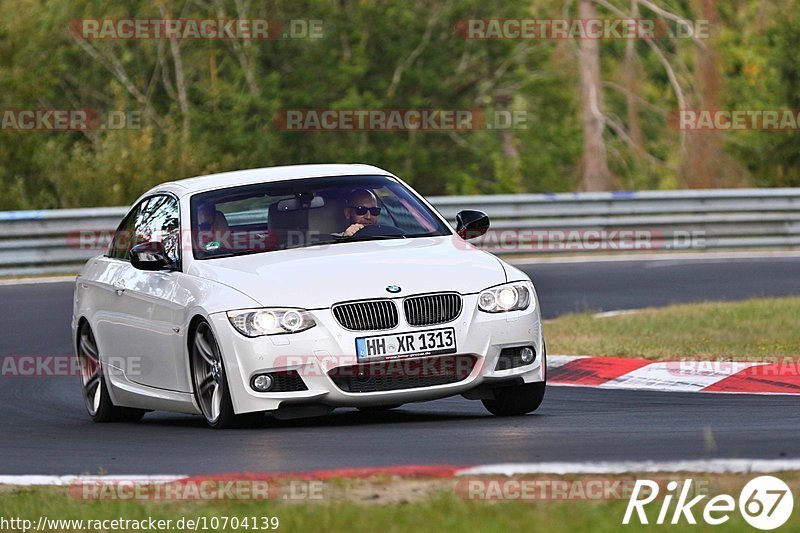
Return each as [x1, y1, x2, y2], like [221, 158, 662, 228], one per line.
[386, 285, 401, 294]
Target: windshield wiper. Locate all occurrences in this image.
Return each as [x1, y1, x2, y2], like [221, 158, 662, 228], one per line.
[336, 234, 406, 243]
[299, 237, 341, 249]
[200, 248, 264, 259]
[402, 231, 439, 238]
[200, 231, 437, 257]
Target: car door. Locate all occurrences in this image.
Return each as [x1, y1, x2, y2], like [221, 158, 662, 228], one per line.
[91, 200, 147, 368]
[111, 194, 190, 392]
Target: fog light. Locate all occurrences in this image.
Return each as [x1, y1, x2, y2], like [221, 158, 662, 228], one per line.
[520, 347, 535, 364]
[252, 374, 274, 392]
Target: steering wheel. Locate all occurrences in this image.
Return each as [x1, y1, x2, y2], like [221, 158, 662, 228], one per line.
[352, 224, 405, 237]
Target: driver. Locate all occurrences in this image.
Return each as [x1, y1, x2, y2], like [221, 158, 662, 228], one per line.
[342, 189, 381, 237]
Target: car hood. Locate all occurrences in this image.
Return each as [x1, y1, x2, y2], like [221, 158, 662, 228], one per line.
[188, 236, 507, 309]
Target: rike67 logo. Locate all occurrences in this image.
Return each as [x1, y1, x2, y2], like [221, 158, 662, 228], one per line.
[623, 476, 793, 530]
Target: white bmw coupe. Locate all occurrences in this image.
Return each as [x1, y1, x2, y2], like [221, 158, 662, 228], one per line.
[72, 164, 546, 428]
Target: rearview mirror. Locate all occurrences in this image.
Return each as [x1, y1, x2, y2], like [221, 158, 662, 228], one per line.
[130, 241, 174, 271]
[275, 196, 325, 212]
[456, 210, 490, 240]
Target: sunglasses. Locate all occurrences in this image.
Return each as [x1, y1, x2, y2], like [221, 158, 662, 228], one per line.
[350, 206, 381, 216]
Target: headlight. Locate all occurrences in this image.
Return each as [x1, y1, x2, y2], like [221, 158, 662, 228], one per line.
[227, 308, 316, 337]
[478, 281, 534, 313]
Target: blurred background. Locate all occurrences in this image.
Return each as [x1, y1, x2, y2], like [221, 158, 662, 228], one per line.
[1, 0, 798, 210]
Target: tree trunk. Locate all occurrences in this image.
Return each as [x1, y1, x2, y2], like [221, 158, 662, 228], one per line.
[683, 0, 723, 188]
[625, 0, 645, 159]
[578, 0, 611, 190]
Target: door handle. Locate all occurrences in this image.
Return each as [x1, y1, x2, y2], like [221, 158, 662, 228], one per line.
[113, 280, 126, 296]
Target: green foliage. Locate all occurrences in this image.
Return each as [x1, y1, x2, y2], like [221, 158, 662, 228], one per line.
[0, 0, 796, 209]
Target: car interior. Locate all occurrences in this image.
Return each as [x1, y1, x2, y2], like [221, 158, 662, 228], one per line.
[195, 188, 392, 255]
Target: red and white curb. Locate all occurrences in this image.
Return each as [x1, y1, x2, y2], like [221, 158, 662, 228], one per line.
[548, 355, 800, 394]
[3, 459, 800, 485]
[456, 459, 800, 476]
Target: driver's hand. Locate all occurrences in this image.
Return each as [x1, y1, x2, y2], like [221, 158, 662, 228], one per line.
[343, 224, 364, 237]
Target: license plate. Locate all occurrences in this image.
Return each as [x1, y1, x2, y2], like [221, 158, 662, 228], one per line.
[356, 327, 456, 361]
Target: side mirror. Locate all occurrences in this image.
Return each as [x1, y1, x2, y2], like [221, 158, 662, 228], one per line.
[456, 210, 490, 240]
[130, 241, 174, 271]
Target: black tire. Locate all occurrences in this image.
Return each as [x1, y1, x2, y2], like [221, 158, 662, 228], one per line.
[482, 381, 546, 416]
[190, 320, 261, 429]
[482, 346, 547, 416]
[77, 321, 146, 423]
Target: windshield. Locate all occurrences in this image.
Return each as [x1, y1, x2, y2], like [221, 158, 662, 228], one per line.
[190, 175, 452, 259]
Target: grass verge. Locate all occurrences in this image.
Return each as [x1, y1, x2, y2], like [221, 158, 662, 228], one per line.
[2, 472, 799, 532]
[545, 296, 800, 359]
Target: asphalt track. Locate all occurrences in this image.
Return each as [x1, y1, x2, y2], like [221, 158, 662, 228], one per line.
[1, 256, 799, 475]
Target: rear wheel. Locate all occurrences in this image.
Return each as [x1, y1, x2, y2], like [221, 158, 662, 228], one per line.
[77, 321, 145, 423]
[190, 321, 261, 429]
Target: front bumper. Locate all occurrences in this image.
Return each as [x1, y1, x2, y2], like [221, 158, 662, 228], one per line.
[209, 293, 545, 414]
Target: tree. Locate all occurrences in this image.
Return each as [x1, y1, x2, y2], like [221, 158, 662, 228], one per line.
[577, 0, 612, 191]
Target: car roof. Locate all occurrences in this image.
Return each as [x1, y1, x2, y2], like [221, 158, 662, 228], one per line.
[141, 164, 396, 200]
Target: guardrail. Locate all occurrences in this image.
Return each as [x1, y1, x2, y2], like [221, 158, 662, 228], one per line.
[1, 188, 799, 276]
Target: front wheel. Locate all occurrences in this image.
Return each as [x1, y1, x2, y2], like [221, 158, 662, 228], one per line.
[482, 345, 546, 416]
[190, 321, 261, 429]
[77, 321, 145, 423]
[481, 381, 546, 416]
